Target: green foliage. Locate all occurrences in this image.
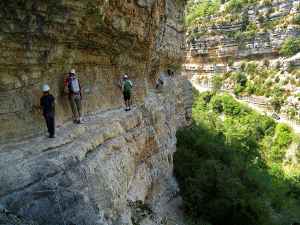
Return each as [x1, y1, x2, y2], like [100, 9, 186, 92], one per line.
[175, 92, 300, 225]
[270, 96, 284, 113]
[292, 15, 300, 25]
[262, 0, 272, 7]
[185, 0, 221, 26]
[234, 71, 247, 86]
[274, 124, 293, 149]
[224, 63, 279, 97]
[211, 74, 223, 91]
[243, 22, 258, 39]
[228, 58, 234, 66]
[244, 62, 258, 74]
[234, 83, 245, 95]
[225, 0, 244, 13]
[279, 37, 300, 57]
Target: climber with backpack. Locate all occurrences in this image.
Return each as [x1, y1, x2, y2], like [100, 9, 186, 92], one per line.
[40, 84, 55, 138]
[64, 69, 82, 124]
[121, 74, 133, 111]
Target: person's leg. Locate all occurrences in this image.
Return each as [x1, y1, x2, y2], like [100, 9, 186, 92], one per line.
[49, 114, 55, 137]
[44, 114, 51, 135]
[74, 95, 82, 122]
[123, 92, 128, 110]
[128, 94, 132, 110]
[69, 95, 79, 122]
[124, 91, 131, 110]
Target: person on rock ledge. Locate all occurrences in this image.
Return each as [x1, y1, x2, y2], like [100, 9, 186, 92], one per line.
[64, 69, 82, 124]
[40, 84, 55, 138]
[121, 74, 133, 111]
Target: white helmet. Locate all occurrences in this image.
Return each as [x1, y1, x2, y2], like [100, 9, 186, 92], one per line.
[42, 84, 50, 92]
[70, 69, 76, 74]
[123, 74, 128, 79]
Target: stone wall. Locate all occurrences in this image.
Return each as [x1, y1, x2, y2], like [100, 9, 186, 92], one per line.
[0, 1, 192, 225]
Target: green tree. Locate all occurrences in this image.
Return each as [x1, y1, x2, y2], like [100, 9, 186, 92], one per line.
[279, 37, 300, 57]
[212, 74, 223, 92]
[270, 96, 284, 113]
[185, 0, 221, 26]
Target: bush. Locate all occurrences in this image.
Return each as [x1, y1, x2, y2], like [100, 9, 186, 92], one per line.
[274, 124, 293, 148]
[245, 62, 258, 74]
[270, 96, 284, 113]
[245, 82, 256, 95]
[234, 83, 245, 95]
[279, 37, 300, 57]
[212, 74, 223, 91]
[217, 94, 245, 116]
[262, 0, 272, 7]
[185, 0, 221, 26]
[210, 97, 224, 113]
[225, 0, 244, 13]
[234, 71, 247, 86]
[292, 15, 300, 25]
[228, 58, 234, 66]
[263, 59, 270, 68]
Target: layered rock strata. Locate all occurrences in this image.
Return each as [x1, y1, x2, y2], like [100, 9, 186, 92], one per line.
[0, 0, 188, 142]
[0, 1, 191, 225]
[184, 0, 300, 121]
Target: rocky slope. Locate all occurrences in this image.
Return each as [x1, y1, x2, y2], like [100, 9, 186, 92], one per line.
[0, 207, 37, 225]
[184, 0, 300, 122]
[0, 1, 192, 225]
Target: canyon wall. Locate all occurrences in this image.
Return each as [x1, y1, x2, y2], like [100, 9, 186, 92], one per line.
[184, 0, 300, 121]
[0, 0, 189, 142]
[0, 1, 192, 224]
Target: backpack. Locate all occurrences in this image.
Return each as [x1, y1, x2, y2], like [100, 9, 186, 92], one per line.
[68, 77, 80, 93]
[123, 80, 132, 93]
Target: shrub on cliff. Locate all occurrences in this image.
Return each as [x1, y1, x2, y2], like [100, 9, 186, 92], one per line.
[212, 74, 223, 91]
[279, 37, 300, 57]
[225, 0, 244, 13]
[185, 0, 221, 26]
[292, 15, 300, 25]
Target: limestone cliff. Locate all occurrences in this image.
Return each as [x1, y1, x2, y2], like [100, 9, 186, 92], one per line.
[184, 0, 300, 122]
[0, 1, 192, 225]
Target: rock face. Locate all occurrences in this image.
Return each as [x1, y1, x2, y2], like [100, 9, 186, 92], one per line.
[185, 0, 300, 72]
[0, 207, 37, 225]
[0, 1, 191, 225]
[184, 0, 300, 122]
[0, 0, 188, 142]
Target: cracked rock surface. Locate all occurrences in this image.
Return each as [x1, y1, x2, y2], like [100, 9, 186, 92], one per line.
[0, 1, 191, 224]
